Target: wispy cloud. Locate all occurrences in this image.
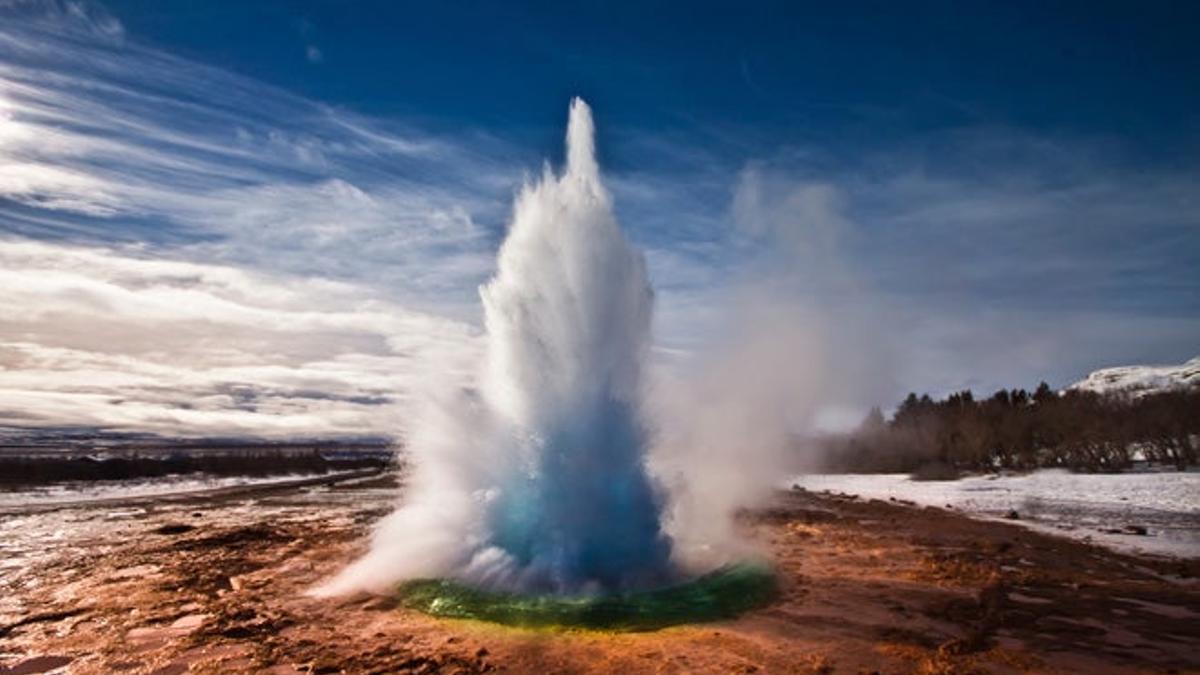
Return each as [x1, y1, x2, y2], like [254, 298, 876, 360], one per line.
[0, 6, 514, 305]
[0, 0, 125, 43]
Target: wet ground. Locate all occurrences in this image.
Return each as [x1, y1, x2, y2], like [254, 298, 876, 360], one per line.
[2, 474, 1198, 674]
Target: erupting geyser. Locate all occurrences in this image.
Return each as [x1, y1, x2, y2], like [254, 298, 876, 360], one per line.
[323, 98, 678, 597]
[471, 96, 671, 592]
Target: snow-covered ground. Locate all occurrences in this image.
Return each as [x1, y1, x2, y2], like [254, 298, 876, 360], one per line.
[789, 469, 1200, 558]
[0, 472, 355, 509]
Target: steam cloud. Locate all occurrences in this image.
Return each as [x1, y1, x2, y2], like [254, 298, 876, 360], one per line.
[317, 99, 878, 598]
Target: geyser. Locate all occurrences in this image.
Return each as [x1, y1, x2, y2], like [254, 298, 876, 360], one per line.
[324, 98, 677, 596]
[472, 96, 671, 592]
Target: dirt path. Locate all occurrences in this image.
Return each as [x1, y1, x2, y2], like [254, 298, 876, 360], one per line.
[2, 482, 1197, 674]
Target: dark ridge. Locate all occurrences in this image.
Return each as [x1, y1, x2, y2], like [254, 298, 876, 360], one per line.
[0, 447, 394, 488]
[0, 425, 396, 454]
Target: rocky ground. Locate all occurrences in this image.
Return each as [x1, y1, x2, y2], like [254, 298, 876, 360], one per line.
[1, 474, 1198, 674]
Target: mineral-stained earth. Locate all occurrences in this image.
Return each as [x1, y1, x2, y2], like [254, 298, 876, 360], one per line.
[2, 472, 1198, 674]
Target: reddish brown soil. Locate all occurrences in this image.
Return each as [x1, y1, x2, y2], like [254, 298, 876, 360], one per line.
[2, 481, 1197, 674]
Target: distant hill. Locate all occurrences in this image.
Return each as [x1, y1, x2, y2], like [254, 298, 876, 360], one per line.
[1069, 356, 1200, 396]
[0, 425, 396, 457]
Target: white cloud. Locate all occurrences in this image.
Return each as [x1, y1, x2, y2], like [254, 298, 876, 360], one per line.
[0, 239, 482, 437]
[0, 160, 124, 215]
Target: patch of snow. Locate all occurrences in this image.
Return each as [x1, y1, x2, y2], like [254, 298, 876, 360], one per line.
[789, 469, 1200, 559]
[1068, 356, 1200, 396]
[0, 472, 341, 509]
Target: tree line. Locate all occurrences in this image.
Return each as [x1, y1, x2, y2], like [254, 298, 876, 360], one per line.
[819, 384, 1199, 475]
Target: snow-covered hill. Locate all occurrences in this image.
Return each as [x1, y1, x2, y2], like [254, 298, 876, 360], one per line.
[1069, 356, 1200, 396]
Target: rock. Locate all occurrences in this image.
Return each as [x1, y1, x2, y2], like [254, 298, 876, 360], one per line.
[1004, 510, 1020, 520]
[170, 613, 208, 630]
[109, 564, 161, 580]
[3, 655, 74, 674]
[153, 523, 196, 535]
[127, 613, 208, 647]
[1099, 526, 1146, 535]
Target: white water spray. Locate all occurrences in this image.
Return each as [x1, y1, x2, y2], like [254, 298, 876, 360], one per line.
[322, 99, 673, 595]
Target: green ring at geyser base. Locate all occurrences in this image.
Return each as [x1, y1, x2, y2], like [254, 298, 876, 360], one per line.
[395, 562, 777, 631]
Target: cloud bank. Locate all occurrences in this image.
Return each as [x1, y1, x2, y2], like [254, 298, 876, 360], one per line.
[0, 239, 481, 437]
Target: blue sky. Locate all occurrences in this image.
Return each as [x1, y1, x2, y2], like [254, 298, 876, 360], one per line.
[105, 1, 1200, 144]
[0, 0, 1197, 437]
